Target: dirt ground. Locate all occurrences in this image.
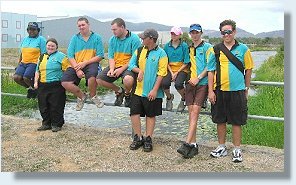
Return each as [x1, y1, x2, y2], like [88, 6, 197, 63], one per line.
[1, 115, 284, 173]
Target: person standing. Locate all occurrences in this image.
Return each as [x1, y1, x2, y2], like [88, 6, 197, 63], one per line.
[97, 18, 141, 107]
[207, 19, 254, 162]
[128, 29, 168, 152]
[61, 17, 104, 111]
[34, 38, 69, 132]
[13, 22, 46, 98]
[162, 26, 190, 112]
[176, 24, 211, 158]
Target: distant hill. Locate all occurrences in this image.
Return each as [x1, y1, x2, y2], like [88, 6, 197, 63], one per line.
[41, 16, 284, 47]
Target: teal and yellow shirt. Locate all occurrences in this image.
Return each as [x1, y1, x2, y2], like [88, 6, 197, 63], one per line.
[36, 51, 69, 83]
[163, 40, 190, 73]
[128, 46, 168, 98]
[189, 41, 212, 86]
[108, 31, 141, 68]
[20, 35, 46, 64]
[67, 32, 104, 68]
[207, 41, 254, 91]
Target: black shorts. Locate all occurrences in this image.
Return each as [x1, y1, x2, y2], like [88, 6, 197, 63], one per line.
[61, 63, 98, 85]
[97, 66, 135, 83]
[211, 90, 248, 125]
[130, 95, 163, 117]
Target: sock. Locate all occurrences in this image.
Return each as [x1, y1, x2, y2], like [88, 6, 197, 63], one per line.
[234, 146, 241, 150]
[118, 87, 123, 93]
[190, 143, 197, 148]
[219, 144, 226, 148]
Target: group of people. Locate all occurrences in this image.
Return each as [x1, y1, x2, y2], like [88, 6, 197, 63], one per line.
[14, 17, 253, 163]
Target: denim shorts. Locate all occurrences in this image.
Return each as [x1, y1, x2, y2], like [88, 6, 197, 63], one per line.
[15, 62, 37, 79]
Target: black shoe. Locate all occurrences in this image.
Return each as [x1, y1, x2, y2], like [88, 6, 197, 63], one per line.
[37, 125, 52, 131]
[124, 94, 131, 107]
[143, 136, 153, 152]
[52, 126, 62, 132]
[177, 142, 191, 157]
[185, 145, 199, 159]
[27, 88, 37, 99]
[114, 87, 125, 106]
[129, 134, 144, 150]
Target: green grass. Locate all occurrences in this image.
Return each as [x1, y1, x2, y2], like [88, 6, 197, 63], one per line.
[241, 45, 284, 148]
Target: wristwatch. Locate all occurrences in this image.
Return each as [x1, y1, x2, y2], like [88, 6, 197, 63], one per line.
[245, 86, 250, 91]
[198, 75, 202, 80]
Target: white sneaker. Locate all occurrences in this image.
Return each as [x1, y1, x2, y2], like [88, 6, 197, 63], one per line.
[232, 148, 243, 163]
[76, 94, 87, 111]
[91, 95, 104, 108]
[210, 145, 227, 158]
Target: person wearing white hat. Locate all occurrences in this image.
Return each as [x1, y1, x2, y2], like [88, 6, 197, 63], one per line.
[161, 26, 190, 112]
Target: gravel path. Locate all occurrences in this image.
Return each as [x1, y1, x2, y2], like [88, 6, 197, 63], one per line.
[1, 115, 284, 172]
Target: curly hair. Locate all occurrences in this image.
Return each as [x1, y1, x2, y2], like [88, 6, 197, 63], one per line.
[219, 19, 236, 31]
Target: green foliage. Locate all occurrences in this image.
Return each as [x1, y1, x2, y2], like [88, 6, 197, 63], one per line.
[242, 45, 284, 148]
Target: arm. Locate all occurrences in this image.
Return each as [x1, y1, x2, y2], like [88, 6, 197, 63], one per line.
[207, 71, 216, 104]
[244, 69, 252, 98]
[34, 71, 39, 89]
[148, 76, 163, 101]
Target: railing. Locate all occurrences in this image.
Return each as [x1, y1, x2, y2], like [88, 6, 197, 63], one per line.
[1, 67, 284, 122]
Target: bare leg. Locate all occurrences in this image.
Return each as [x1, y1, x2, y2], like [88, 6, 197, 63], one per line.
[122, 75, 134, 94]
[145, 116, 156, 137]
[13, 74, 29, 88]
[217, 123, 227, 145]
[87, 77, 97, 98]
[186, 105, 201, 143]
[232, 124, 242, 147]
[130, 114, 142, 136]
[61, 81, 85, 99]
[97, 78, 120, 92]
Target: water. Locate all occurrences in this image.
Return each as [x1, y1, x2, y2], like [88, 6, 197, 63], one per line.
[30, 51, 277, 142]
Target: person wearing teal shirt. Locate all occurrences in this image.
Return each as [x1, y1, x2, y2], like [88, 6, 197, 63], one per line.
[207, 20, 254, 163]
[177, 24, 211, 159]
[61, 17, 104, 111]
[13, 22, 46, 99]
[128, 29, 168, 152]
[34, 38, 69, 132]
[162, 26, 190, 112]
[97, 18, 141, 107]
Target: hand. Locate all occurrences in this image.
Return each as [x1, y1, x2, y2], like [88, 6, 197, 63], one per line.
[34, 82, 38, 89]
[107, 69, 115, 77]
[171, 72, 178, 81]
[245, 89, 249, 100]
[148, 89, 157, 101]
[76, 70, 85, 79]
[208, 90, 216, 105]
[113, 67, 123, 77]
[137, 70, 144, 82]
[188, 77, 199, 86]
[74, 62, 87, 71]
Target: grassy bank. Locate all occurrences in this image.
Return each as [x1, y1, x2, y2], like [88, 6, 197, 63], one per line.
[242, 45, 284, 148]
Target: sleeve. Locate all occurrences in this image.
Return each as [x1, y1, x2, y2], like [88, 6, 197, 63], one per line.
[244, 49, 254, 69]
[183, 43, 190, 64]
[108, 37, 114, 59]
[61, 57, 69, 71]
[157, 51, 168, 77]
[39, 37, 47, 54]
[67, 36, 76, 59]
[131, 35, 141, 54]
[127, 50, 138, 71]
[207, 47, 216, 71]
[95, 35, 104, 58]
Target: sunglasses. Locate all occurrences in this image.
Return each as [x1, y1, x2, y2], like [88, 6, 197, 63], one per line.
[221, 30, 233, 35]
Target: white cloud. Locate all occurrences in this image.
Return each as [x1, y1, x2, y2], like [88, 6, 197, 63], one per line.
[1, 0, 284, 34]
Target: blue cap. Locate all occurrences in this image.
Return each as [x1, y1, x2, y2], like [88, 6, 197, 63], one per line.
[27, 22, 40, 31]
[189, 24, 202, 32]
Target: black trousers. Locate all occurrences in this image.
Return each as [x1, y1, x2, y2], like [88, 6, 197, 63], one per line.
[37, 81, 66, 127]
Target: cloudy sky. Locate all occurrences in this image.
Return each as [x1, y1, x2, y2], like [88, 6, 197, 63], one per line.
[1, 0, 284, 34]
